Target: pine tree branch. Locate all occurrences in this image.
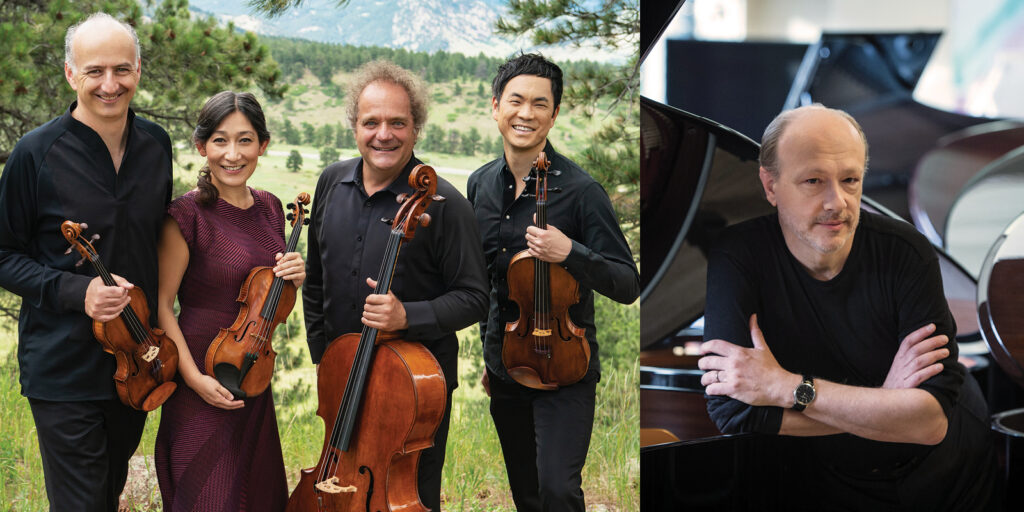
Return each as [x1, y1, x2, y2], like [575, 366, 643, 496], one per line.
[246, 0, 350, 18]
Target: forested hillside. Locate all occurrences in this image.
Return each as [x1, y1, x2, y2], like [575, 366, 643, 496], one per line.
[264, 36, 613, 89]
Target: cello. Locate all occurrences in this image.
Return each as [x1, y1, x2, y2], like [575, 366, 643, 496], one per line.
[61, 221, 179, 411]
[287, 165, 447, 512]
[205, 193, 310, 399]
[502, 152, 590, 390]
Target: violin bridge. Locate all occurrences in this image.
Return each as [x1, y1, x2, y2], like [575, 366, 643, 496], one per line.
[532, 328, 552, 336]
[315, 476, 356, 494]
[140, 345, 159, 362]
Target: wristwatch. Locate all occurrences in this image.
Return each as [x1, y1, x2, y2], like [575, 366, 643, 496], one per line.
[792, 375, 815, 411]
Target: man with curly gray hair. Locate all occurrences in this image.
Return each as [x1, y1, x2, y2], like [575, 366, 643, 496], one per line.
[303, 59, 488, 510]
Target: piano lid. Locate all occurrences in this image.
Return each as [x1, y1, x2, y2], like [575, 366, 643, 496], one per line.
[640, 97, 771, 348]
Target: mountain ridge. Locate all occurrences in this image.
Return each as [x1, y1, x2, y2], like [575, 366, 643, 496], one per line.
[188, 0, 628, 63]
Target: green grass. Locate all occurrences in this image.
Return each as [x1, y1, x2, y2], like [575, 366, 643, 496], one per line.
[1, 308, 638, 511]
[0, 337, 47, 511]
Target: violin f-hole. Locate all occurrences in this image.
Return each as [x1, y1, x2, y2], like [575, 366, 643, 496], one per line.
[234, 320, 256, 344]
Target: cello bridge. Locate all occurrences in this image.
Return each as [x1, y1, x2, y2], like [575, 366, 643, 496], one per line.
[531, 328, 552, 336]
[140, 346, 159, 362]
[316, 476, 356, 494]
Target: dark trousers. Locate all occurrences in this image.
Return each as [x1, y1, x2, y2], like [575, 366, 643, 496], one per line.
[417, 385, 454, 511]
[28, 397, 147, 512]
[487, 369, 597, 512]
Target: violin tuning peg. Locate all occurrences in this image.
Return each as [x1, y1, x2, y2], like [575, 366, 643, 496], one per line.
[522, 175, 532, 182]
[303, 218, 310, 226]
[286, 213, 294, 222]
[417, 213, 431, 227]
[432, 194, 445, 202]
[75, 256, 86, 267]
[90, 234, 100, 242]
[64, 246, 72, 255]
[80, 222, 89, 230]
[548, 187, 562, 193]
[380, 217, 394, 225]
[550, 170, 562, 177]
[396, 193, 407, 204]
[286, 202, 295, 209]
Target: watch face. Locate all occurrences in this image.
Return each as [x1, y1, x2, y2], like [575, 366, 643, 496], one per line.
[795, 383, 815, 404]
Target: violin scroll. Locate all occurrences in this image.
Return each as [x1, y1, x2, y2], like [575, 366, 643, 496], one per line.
[61, 220, 101, 267]
[286, 192, 312, 227]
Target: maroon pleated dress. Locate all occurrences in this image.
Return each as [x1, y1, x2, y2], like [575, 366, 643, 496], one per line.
[155, 188, 288, 511]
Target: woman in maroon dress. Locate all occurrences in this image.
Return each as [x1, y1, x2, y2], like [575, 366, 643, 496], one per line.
[155, 91, 303, 511]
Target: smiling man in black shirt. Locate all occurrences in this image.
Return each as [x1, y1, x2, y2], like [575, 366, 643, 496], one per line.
[698, 104, 996, 509]
[467, 53, 639, 512]
[302, 59, 488, 510]
[0, 13, 172, 511]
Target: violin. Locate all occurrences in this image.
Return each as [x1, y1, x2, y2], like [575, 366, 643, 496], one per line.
[61, 221, 179, 411]
[287, 165, 447, 512]
[205, 193, 310, 399]
[502, 152, 590, 390]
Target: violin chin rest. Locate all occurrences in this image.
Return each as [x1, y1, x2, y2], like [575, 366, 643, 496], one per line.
[142, 382, 177, 411]
[507, 366, 558, 391]
[213, 363, 249, 399]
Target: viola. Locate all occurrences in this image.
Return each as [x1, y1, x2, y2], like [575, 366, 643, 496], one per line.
[205, 193, 310, 399]
[502, 152, 590, 390]
[286, 165, 447, 512]
[61, 221, 179, 411]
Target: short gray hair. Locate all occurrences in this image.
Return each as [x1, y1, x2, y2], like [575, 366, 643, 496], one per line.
[64, 12, 141, 72]
[759, 104, 869, 177]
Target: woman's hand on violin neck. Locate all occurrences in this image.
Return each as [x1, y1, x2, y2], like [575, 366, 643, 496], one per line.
[274, 252, 306, 287]
[188, 374, 245, 410]
[362, 278, 409, 331]
[85, 275, 133, 322]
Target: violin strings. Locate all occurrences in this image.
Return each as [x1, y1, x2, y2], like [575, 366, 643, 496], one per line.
[533, 174, 552, 356]
[249, 213, 304, 362]
[89, 249, 153, 351]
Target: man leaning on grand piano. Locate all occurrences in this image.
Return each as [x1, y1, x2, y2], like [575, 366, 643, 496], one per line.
[697, 104, 998, 510]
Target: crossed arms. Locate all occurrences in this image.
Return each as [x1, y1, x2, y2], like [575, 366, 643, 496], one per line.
[699, 314, 950, 445]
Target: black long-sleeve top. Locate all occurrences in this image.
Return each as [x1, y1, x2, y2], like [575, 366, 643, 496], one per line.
[0, 103, 172, 400]
[704, 212, 995, 508]
[467, 141, 640, 383]
[302, 155, 489, 388]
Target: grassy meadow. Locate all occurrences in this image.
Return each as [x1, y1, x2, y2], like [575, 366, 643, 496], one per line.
[0, 74, 639, 511]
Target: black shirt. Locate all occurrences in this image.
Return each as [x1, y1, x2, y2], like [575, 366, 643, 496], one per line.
[0, 103, 172, 401]
[704, 211, 995, 508]
[467, 141, 640, 383]
[302, 155, 488, 388]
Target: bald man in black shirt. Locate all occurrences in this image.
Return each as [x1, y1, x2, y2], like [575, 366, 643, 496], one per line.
[0, 13, 171, 511]
[698, 105, 997, 509]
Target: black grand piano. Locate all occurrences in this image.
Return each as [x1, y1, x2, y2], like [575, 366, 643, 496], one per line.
[640, 3, 1024, 509]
